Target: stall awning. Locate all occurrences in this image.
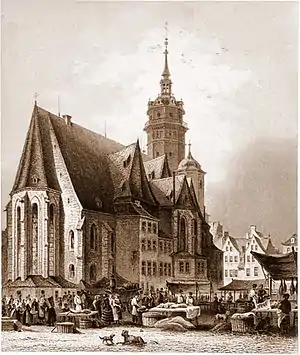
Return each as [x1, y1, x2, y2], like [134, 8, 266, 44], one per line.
[219, 279, 268, 291]
[2, 275, 77, 289]
[251, 251, 297, 280]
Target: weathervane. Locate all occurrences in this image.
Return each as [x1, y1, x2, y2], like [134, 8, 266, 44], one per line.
[164, 21, 169, 50]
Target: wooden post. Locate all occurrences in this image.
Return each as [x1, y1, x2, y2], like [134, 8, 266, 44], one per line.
[269, 276, 273, 301]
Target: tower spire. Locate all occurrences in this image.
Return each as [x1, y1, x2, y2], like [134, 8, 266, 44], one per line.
[162, 22, 170, 78]
[160, 22, 172, 96]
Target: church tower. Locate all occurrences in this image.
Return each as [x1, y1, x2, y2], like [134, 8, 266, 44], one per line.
[144, 35, 188, 173]
[177, 143, 206, 215]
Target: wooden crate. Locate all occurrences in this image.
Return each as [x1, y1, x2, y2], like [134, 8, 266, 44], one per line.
[142, 312, 166, 327]
[56, 322, 74, 333]
[231, 317, 254, 333]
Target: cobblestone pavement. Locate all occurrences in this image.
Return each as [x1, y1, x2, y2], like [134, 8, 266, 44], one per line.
[1, 325, 297, 353]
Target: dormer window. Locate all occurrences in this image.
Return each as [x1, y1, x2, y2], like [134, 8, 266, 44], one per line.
[123, 155, 131, 168]
[95, 197, 103, 208]
[32, 176, 39, 184]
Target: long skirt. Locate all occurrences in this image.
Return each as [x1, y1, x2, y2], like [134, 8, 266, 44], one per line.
[101, 309, 113, 326]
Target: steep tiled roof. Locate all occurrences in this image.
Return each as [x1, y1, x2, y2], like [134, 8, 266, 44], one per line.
[151, 175, 185, 203]
[282, 233, 297, 246]
[48, 107, 123, 213]
[12, 105, 61, 193]
[264, 238, 280, 255]
[143, 155, 171, 180]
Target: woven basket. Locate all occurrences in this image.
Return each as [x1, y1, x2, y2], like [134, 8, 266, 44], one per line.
[231, 317, 254, 333]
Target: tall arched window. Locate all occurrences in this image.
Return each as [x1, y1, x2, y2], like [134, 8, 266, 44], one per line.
[49, 204, 55, 274]
[111, 233, 116, 254]
[49, 204, 54, 224]
[69, 230, 74, 250]
[69, 264, 75, 278]
[90, 224, 96, 250]
[192, 219, 198, 253]
[16, 206, 21, 277]
[90, 264, 96, 282]
[31, 203, 38, 274]
[179, 218, 186, 252]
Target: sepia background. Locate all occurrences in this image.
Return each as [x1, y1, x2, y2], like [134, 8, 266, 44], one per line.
[1, 0, 297, 247]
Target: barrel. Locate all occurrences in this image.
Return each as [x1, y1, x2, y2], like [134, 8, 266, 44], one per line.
[79, 318, 92, 329]
[56, 322, 74, 333]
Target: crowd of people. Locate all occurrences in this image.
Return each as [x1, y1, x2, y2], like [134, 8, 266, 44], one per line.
[2, 291, 56, 326]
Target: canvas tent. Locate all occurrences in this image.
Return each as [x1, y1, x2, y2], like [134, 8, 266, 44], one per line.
[251, 251, 297, 280]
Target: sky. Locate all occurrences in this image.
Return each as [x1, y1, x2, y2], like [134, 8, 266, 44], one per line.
[1, 0, 298, 246]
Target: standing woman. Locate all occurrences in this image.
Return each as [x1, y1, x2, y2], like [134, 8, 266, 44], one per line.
[31, 298, 39, 325]
[101, 293, 113, 326]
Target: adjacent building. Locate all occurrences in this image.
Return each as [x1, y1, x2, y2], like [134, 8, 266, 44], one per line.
[281, 233, 298, 254]
[211, 223, 279, 286]
[3, 36, 223, 297]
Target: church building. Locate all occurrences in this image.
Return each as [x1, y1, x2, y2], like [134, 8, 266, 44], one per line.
[3, 36, 223, 297]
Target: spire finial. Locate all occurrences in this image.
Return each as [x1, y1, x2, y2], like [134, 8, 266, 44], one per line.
[58, 94, 61, 117]
[34, 92, 39, 106]
[162, 21, 170, 79]
[188, 141, 192, 158]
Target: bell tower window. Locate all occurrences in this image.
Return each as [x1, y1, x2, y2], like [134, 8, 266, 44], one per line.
[179, 217, 187, 252]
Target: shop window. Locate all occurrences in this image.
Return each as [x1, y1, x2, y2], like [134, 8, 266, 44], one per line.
[153, 224, 157, 233]
[179, 261, 184, 273]
[147, 261, 152, 276]
[141, 261, 146, 275]
[159, 240, 164, 253]
[159, 262, 163, 276]
[168, 264, 171, 276]
[164, 263, 167, 276]
[141, 239, 146, 252]
[152, 262, 157, 276]
[152, 240, 157, 252]
[185, 262, 190, 274]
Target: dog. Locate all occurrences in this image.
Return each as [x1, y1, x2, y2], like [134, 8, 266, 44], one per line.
[99, 334, 115, 345]
[121, 329, 146, 345]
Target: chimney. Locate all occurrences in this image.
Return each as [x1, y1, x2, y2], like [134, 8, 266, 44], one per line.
[62, 114, 72, 126]
[224, 231, 229, 238]
[250, 225, 256, 233]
